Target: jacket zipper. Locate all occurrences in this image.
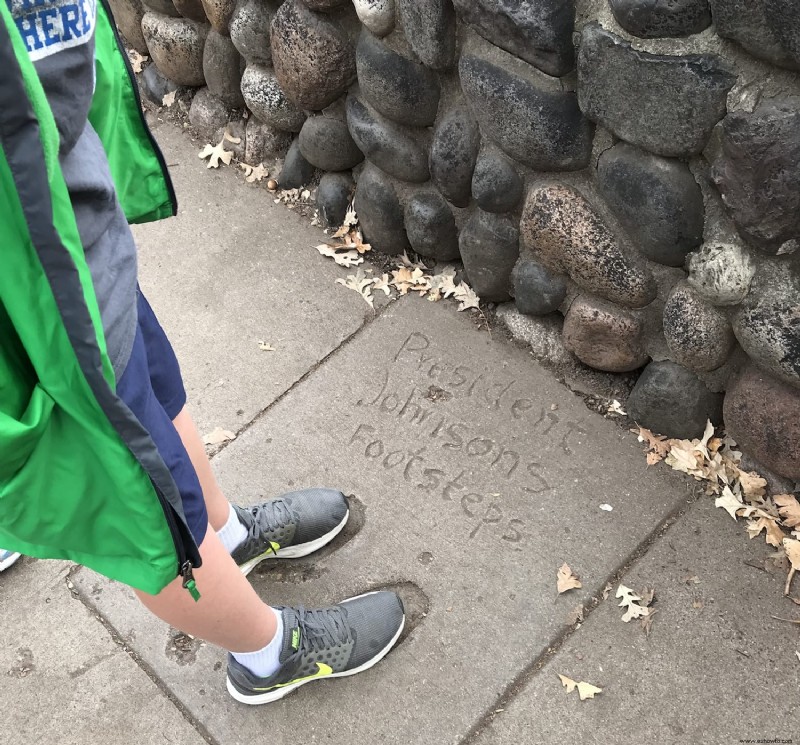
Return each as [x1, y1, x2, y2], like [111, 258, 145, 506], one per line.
[157, 482, 201, 601]
[97, 0, 179, 217]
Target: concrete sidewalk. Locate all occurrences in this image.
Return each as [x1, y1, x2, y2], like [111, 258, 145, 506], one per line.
[4, 122, 799, 745]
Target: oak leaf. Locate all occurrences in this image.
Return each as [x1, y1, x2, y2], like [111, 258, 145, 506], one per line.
[746, 517, 785, 548]
[336, 269, 375, 308]
[240, 163, 269, 183]
[557, 563, 582, 594]
[454, 282, 480, 312]
[331, 204, 358, 239]
[128, 49, 147, 73]
[739, 470, 767, 502]
[199, 137, 234, 169]
[776, 494, 800, 529]
[316, 244, 363, 268]
[558, 675, 602, 700]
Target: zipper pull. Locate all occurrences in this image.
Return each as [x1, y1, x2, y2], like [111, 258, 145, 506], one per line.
[181, 561, 201, 602]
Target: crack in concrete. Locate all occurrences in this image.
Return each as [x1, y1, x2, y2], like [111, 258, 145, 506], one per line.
[458, 482, 703, 744]
[67, 565, 222, 745]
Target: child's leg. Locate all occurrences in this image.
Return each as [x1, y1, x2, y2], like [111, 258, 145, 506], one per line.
[134, 527, 277, 653]
[171, 406, 230, 531]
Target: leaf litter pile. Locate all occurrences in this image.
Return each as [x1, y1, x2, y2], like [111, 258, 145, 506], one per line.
[319, 206, 481, 312]
[636, 420, 800, 598]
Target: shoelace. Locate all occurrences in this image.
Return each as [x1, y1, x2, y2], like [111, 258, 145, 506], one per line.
[292, 606, 352, 654]
[242, 499, 295, 541]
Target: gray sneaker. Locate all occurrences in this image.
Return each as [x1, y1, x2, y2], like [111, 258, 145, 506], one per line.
[231, 488, 349, 575]
[226, 591, 405, 705]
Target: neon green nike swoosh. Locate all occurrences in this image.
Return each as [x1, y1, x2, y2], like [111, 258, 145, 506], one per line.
[253, 663, 333, 692]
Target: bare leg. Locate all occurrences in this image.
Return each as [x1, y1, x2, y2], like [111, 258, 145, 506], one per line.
[172, 406, 231, 532]
[134, 527, 276, 652]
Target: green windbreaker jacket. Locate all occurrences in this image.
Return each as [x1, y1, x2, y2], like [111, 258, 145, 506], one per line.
[0, 0, 201, 596]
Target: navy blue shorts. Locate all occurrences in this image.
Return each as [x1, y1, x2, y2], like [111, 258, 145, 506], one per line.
[116, 291, 209, 546]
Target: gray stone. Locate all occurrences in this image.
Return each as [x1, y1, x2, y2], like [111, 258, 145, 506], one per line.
[577, 23, 736, 157]
[354, 165, 410, 254]
[172, 0, 207, 22]
[356, 31, 441, 127]
[711, 99, 800, 256]
[562, 295, 649, 372]
[200, 0, 234, 32]
[240, 65, 307, 132]
[521, 184, 657, 308]
[141, 12, 208, 87]
[108, 0, 148, 52]
[271, 0, 356, 110]
[724, 364, 800, 480]
[511, 258, 567, 316]
[245, 118, 293, 164]
[189, 87, 229, 136]
[687, 242, 755, 306]
[346, 96, 430, 183]
[278, 139, 316, 188]
[353, 0, 395, 36]
[733, 267, 800, 388]
[710, 0, 800, 71]
[140, 62, 178, 105]
[229, 0, 272, 64]
[452, 0, 575, 77]
[317, 172, 354, 228]
[298, 116, 364, 171]
[495, 304, 574, 364]
[610, 0, 711, 38]
[663, 283, 735, 372]
[597, 142, 704, 267]
[203, 30, 245, 107]
[627, 360, 723, 438]
[143, 0, 180, 16]
[459, 210, 519, 302]
[472, 153, 523, 214]
[429, 108, 480, 208]
[303, 0, 348, 9]
[404, 192, 460, 261]
[460, 54, 593, 171]
[396, 0, 456, 70]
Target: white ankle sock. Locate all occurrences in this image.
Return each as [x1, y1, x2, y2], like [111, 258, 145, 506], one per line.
[216, 503, 248, 554]
[232, 607, 284, 678]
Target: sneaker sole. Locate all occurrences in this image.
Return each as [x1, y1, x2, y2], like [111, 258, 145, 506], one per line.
[0, 552, 21, 572]
[237, 509, 350, 577]
[226, 590, 406, 706]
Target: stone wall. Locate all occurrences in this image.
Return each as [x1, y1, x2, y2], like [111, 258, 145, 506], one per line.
[118, 0, 800, 483]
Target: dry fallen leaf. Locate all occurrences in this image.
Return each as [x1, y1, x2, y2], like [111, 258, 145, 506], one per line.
[202, 427, 236, 446]
[332, 204, 358, 239]
[776, 494, 800, 528]
[616, 584, 650, 623]
[635, 426, 671, 463]
[557, 563, 582, 594]
[240, 163, 269, 183]
[607, 400, 626, 416]
[128, 49, 147, 73]
[454, 282, 480, 312]
[746, 516, 785, 548]
[372, 274, 393, 296]
[558, 675, 602, 700]
[199, 136, 234, 169]
[715, 485, 746, 520]
[602, 583, 613, 600]
[316, 243, 363, 268]
[336, 269, 375, 308]
[162, 90, 176, 107]
[739, 470, 768, 501]
[258, 342, 275, 352]
[640, 608, 658, 636]
[223, 130, 242, 145]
